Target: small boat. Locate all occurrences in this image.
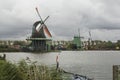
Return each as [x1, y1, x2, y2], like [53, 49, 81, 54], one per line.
[62, 69, 93, 80]
[73, 74, 93, 80]
[0, 54, 6, 60]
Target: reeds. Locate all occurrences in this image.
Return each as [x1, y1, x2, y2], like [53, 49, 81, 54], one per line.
[0, 60, 22, 80]
[0, 59, 63, 80]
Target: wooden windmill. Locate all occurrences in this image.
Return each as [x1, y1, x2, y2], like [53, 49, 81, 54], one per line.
[26, 7, 52, 52]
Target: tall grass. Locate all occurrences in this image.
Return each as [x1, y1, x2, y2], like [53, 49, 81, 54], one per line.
[0, 59, 63, 80]
[0, 60, 22, 80]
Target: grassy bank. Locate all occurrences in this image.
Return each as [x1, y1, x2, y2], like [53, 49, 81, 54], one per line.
[0, 59, 63, 80]
[0, 48, 20, 52]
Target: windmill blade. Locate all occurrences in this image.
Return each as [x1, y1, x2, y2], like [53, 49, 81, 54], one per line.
[89, 30, 92, 41]
[36, 22, 42, 32]
[89, 30, 91, 37]
[43, 16, 49, 23]
[35, 7, 43, 22]
[43, 26, 52, 37]
[78, 28, 80, 38]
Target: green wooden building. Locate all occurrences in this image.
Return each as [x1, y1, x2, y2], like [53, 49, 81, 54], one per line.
[73, 36, 82, 50]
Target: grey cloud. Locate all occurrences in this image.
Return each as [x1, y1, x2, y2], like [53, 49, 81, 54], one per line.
[0, 0, 120, 41]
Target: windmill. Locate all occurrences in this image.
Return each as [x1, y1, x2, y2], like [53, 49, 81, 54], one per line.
[73, 28, 84, 50]
[26, 7, 52, 52]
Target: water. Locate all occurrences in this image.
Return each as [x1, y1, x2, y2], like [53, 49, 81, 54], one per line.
[1, 51, 120, 80]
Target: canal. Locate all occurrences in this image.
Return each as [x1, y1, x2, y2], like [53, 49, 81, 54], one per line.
[1, 51, 120, 80]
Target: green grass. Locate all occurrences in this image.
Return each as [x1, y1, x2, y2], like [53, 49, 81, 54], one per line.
[0, 60, 63, 80]
[0, 60, 22, 80]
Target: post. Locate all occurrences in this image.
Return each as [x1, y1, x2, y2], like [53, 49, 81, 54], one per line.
[56, 54, 59, 70]
[113, 65, 119, 80]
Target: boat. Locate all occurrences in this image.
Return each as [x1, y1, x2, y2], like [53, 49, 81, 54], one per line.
[73, 74, 93, 80]
[61, 69, 93, 80]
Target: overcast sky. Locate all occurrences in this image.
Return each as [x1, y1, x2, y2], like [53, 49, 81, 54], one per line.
[0, 0, 120, 41]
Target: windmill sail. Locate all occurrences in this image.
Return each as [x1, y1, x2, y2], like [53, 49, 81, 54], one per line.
[43, 25, 52, 38]
[35, 7, 43, 22]
[31, 7, 52, 39]
[36, 22, 42, 32]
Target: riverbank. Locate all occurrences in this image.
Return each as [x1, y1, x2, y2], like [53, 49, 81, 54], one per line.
[0, 48, 20, 52]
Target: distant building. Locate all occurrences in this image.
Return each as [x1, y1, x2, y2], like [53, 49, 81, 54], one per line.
[73, 36, 82, 50]
[52, 40, 72, 50]
[0, 40, 14, 46]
